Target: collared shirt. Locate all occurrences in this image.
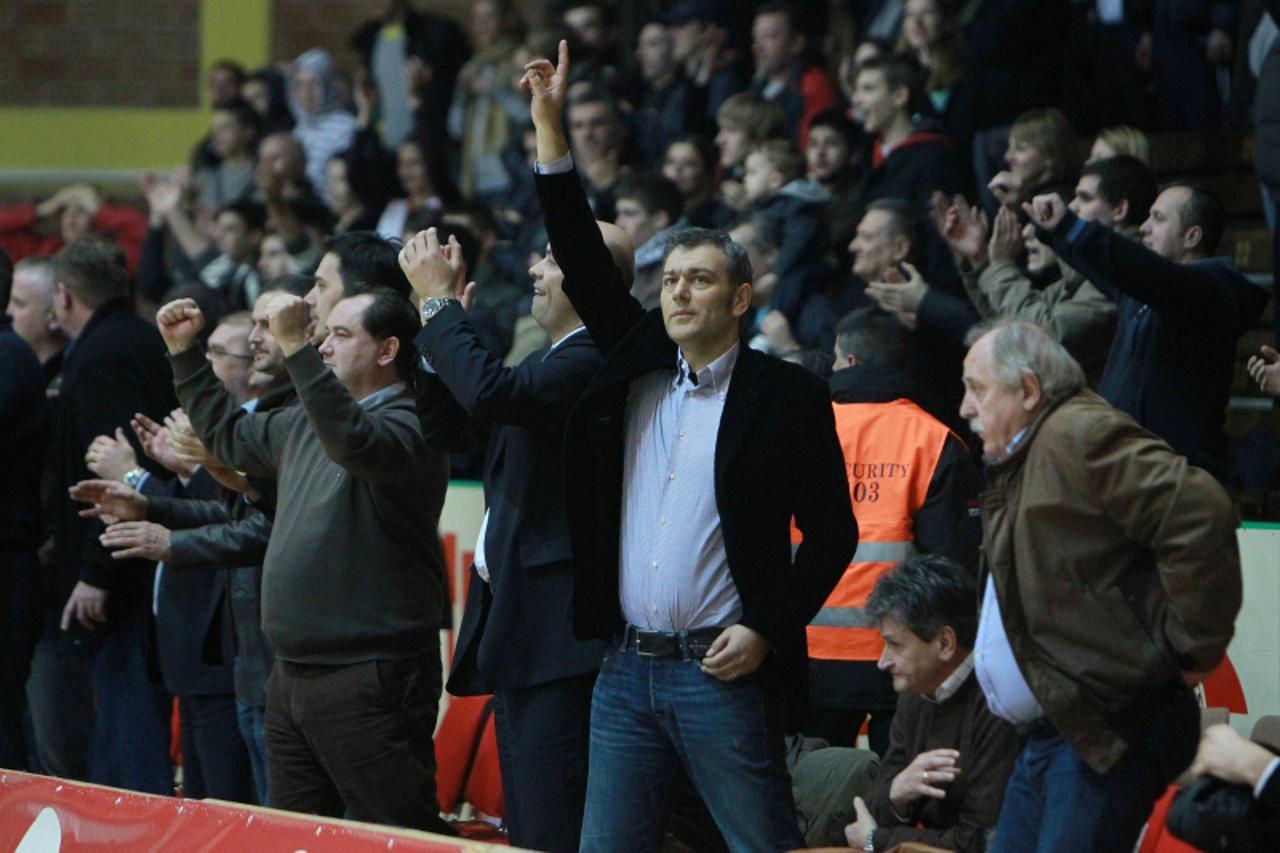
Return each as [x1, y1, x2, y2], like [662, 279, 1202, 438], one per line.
[358, 381, 406, 408]
[1257, 757, 1280, 799]
[974, 426, 1044, 723]
[619, 342, 743, 631]
[929, 653, 975, 704]
[974, 577, 1044, 724]
[473, 326, 586, 583]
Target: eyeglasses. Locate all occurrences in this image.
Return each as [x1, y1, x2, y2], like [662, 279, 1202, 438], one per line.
[207, 346, 254, 361]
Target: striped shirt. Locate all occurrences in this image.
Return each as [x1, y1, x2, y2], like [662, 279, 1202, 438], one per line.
[618, 342, 743, 631]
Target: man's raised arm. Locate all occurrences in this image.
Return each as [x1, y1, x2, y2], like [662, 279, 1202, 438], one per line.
[261, 293, 433, 485]
[524, 41, 643, 354]
[157, 298, 283, 478]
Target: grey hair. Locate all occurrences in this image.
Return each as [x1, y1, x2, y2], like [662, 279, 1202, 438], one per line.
[663, 227, 754, 287]
[965, 319, 1086, 402]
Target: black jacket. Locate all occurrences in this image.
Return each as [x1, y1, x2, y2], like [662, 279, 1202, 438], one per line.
[54, 298, 177, 607]
[537, 167, 857, 725]
[1045, 211, 1270, 480]
[0, 316, 47, 548]
[349, 9, 469, 149]
[848, 129, 966, 229]
[415, 305, 609, 694]
[142, 470, 235, 698]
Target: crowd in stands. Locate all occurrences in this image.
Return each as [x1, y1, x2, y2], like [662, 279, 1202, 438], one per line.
[3, 0, 1280, 851]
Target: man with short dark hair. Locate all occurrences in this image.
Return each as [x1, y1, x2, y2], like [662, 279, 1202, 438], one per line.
[952, 155, 1158, 380]
[568, 87, 627, 219]
[614, 172, 685, 309]
[302, 230, 411, 344]
[805, 308, 981, 759]
[749, 2, 838, 148]
[1025, 180, 1271, 479]
[959, 319, 1240, 851]
[842, 555, 1021, 853]
[847, 54, 963, 228]
[51, 237, 178, 793]
[524, 41, 855, 852]
[156, 287, 451, 832]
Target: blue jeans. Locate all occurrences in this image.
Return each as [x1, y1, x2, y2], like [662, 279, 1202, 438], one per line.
[579, 646, 803, 853]
[990, 690, 1198, 853]
[237, 699, 269, 805]
[86, 608, 173, 795]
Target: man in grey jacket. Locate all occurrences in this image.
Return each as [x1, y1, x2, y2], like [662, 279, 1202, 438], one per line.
[155, 289, 452, 834]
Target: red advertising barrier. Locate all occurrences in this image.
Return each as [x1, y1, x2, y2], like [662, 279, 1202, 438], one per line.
[0, 771, 510, 852]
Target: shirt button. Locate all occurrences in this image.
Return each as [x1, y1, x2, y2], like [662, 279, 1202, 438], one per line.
[660, 518, 667, 526]
[650, 606, 658, 614]
[651, 561, 658, 569]
[678, 430, 685, 437]
[669, 472, 676, 480]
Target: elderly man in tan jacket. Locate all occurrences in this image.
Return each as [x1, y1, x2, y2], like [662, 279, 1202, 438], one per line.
[960, 319, 1240, 853]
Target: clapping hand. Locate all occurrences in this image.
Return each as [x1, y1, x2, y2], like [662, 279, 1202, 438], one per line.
[988, 206, 1024, 265]
[1247, 346, 1280, 397]
[69, 479, 147, 525]
[85, 428, 138, 481]
[931, 192, 988, 265]
[131, 411, 193, 478]
[866, 262, 929, 319]
[399, 227, 474, 307]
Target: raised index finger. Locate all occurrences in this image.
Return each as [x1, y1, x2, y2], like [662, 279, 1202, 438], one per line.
[555, 38, 570, 81]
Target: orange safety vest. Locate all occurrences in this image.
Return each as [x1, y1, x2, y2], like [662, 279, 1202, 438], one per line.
[793, 399, 956, 662]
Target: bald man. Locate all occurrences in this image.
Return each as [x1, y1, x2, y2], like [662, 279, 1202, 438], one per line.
[402, 220, 630, 852]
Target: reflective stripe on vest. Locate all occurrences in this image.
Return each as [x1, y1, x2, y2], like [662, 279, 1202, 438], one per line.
[799, 399, 955, 662]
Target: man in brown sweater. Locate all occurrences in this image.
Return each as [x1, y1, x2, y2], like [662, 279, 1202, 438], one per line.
[843, 554, 1022, 853]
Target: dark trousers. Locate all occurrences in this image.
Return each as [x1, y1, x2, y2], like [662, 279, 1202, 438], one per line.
[24, 608, 94, 779]
[806, 706, 894, 759]
[990, 686, 1199, 853]
[179, 693, 254, 802]
[493, 672, 595, 853]
[265, 654, 453, 835]
[0, 548, 41, 770]
[87, 607, 173, 795]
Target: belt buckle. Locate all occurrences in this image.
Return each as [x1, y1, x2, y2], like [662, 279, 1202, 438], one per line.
[633, 630, 669, 657]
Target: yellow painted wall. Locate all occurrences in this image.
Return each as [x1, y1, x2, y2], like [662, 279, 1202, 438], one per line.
[0, 0, 270, 171]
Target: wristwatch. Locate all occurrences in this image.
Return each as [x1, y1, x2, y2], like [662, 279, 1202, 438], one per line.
[123, 467, 147, 490]
[863, 828, 876, 851]
[420, 297, 459, 324]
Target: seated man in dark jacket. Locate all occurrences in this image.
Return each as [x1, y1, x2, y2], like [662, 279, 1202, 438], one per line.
[843, 554, 1022, 853]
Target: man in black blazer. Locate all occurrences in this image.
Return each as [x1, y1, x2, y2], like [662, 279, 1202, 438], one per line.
[400, 225, 622, 852]
[524, 43, 857, 852]
[50, 237, 177, 794]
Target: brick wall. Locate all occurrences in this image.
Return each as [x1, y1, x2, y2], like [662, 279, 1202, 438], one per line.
[0, 0, 491, 110]
[1, 0, 201, 107]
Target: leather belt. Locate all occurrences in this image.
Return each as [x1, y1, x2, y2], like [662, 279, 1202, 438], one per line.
[621, 625, 724, 661]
